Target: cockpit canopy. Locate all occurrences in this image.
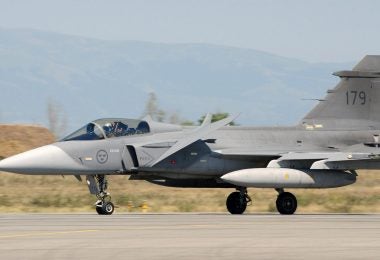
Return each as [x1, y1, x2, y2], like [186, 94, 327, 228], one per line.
[62, 118, 150, 141]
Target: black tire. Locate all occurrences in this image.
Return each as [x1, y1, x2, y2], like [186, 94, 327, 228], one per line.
[276, 192, 297, 215]
[102, 202, 115, 215]
[96, 206, 105, 215]
[226, 192, 247, 214]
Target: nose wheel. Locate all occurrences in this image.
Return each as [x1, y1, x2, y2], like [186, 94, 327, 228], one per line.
[96, 201, 115, 215]
[86, 175, 115, 215]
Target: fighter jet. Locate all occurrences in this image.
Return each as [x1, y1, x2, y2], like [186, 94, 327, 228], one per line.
[1, 55, 380, 215]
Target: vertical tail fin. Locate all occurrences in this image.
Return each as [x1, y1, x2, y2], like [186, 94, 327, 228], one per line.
[301, 55, 380, 130]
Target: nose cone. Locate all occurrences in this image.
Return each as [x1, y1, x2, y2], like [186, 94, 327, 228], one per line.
[0, 145, 83, 174]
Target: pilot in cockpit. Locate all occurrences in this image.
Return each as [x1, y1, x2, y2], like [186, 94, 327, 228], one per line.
[62, 119, 150, 141]
[102, 121, 129, 138]
[103, 123, 114, 138]
[114, 122, 128, 137]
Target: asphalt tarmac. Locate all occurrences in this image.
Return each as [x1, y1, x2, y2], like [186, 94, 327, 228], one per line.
[0, 213, 379, 260]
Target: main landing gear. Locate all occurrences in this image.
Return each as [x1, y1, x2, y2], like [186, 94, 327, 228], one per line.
[226, 187, 252, 214]
[275, 188, 297, 215]
[226, 188, 297, 215]
[87, 175, 115, 215]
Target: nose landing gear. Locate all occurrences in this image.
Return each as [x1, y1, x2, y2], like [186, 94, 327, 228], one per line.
[95, 202, 115, 215]
[87, 175, 115, 215]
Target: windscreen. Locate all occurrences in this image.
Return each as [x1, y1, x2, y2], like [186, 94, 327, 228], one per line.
[61, 123, 105, 141]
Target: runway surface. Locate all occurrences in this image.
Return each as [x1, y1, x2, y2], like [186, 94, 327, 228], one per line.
[0, 214, 379, 260]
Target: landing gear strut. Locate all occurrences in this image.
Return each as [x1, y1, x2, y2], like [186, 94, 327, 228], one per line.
[226, 187, 251, 214]
[87, 175, 115, 215]
[275, 189, 297, 215]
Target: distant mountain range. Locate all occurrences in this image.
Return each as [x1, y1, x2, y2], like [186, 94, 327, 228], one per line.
[0, 28, 353, 133]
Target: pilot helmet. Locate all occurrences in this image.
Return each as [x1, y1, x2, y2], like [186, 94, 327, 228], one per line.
[103, 123, 113, 136]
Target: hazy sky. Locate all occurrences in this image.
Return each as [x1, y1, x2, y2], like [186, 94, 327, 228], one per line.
[1, 0, 380, 62]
